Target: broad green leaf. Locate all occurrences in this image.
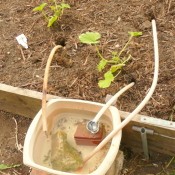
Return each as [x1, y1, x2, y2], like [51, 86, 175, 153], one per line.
[128, 32, 142, 37]
[97, 59, 107, 72]
[110, 64, 125, 73]
[98, 71, 114, 88]
[0, 164, 20, 170]
[79, 32, 101, 44]
[60, 3, 70, 9]
[98, 79, 111, 88]
[104, 70, 114, 81]
[47, 15, 58, 27]
[33, 3, 47, 12]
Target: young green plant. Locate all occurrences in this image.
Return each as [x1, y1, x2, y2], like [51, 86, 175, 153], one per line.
[79, 31, 142, 88]
[33, 0, 70, 27]
[0, 164, 20, 170]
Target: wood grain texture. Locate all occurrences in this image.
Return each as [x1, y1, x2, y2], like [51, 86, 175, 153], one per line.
[0, 83, 59, 118]
[120, 111, 175, 156]
[0, 83, 175, 156]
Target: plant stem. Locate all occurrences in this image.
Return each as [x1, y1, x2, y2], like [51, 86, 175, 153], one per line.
[53, 0, 57, 7]
[114, 70, 121, 78]
[107, 55, 130, 66]
[118, 36, 133, 57]
[107, 60, 121, 64]
[42, 10, 49, 21]
[123, 54, 131, 64]
[95, 45, 105, 60]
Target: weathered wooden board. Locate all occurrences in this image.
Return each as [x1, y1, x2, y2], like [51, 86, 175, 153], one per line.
[120, 111, 175, 156]
[0, 83, 175, 156]
[0, 83, 59, 118]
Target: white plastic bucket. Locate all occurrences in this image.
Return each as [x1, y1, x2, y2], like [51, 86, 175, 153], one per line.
[23, 99, 122, 175]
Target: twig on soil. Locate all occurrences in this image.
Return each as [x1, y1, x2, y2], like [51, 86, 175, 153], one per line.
[13, 169, 21, 175]
[40, 48, 50, 68]
[165, 156, 174, 169]
[83, 54, 90, 65]
[28, 19, 38, 33]
[167, 0, 172, 13]
[12, 117, 23, 153]
[156, 157, 174, 174]
[0, 170, 10, 175]
[69, 77, 78, 87]
[169, 105, 175, 121]
[20, 82, 42, 88]
[27, 52, 32, 60]
[18, 46, 26, 61]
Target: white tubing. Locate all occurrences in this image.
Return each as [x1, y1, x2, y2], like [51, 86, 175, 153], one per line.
[42, 45, 62, 133]
[84, 19, 159, 162]
[93, 82, 135, 123]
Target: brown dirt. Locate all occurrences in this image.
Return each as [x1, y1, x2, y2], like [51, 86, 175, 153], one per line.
[0, 0, 175, 174]
[0, 111, 31, 175]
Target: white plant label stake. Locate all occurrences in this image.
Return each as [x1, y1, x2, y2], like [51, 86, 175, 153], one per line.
[16, 34, 28, 49]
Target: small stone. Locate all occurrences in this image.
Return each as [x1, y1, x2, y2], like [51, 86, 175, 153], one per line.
[7, 52, 10, 55]
[122, 168, 129, 174]
[117, 16, 121, 22]
[115, 44, 120, 48]
[17, 57, 22, 61]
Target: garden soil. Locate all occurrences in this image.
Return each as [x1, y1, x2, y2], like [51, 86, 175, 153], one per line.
[0, 0, 175, 174]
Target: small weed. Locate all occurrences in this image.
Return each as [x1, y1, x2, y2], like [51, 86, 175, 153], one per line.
[169, 171, 175, 175]
[156, 157, 175, 175]
[0, 163, 20, 170]
[33, 0, 70, 27]
[79, 31, 142, 88]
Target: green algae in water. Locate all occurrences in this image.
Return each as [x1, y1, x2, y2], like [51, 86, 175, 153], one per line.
[51, 130, 83, 172]
[33, 110, 112, 173]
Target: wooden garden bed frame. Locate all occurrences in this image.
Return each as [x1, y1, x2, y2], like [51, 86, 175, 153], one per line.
[0, 83, 175, 156]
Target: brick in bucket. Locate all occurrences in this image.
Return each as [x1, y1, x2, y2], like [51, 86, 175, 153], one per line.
[74, 123, 105, 146]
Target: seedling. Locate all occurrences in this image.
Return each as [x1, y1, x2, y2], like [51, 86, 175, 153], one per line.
[0, 163, 20, 170]
[33, 0, 70, 27]
[79, 32, 142, 88]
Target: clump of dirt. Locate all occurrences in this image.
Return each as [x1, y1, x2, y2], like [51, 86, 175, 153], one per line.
[0, 0, 175, 120]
